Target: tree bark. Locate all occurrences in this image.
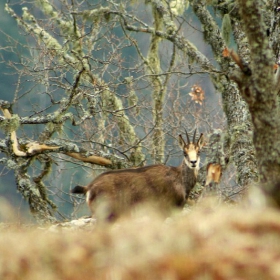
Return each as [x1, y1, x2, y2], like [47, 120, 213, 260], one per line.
[235, 0, 280, 189]
[190, 0, 259, 189]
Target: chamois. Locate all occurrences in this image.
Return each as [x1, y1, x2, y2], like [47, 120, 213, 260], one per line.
[71, 130, 204, 220]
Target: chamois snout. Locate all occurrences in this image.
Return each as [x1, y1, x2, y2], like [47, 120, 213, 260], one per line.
[190, 160, 197, 167]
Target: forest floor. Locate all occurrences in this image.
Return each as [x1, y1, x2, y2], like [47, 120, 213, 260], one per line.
[1, 201, 280, 280]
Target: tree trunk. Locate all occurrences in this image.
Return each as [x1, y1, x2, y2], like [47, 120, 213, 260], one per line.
[148, 2, 165, 163]
[190, 0, 259, 190]
[235, 0, 280, 188]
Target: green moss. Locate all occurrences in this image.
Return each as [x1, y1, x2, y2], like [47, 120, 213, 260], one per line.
[6, 159, 18, 169]
[0, 114, 20, 134]
[82, 7, 110, 23]
[36, 0, 58, 17]
[128, 90, 138, 107]
[22, 7, 36, 22]
[222, 14, 232, 46]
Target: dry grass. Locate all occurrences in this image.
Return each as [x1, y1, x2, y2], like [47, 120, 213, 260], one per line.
[1, 203, 280, 280]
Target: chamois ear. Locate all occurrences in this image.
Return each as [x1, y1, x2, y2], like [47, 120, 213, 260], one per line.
[197, 133, 204, 149]
[178, 134, 186, 149]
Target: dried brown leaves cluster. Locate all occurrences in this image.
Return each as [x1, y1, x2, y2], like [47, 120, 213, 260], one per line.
[189, 84, 205, 105]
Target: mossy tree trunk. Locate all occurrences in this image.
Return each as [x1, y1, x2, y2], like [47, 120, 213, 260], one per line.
[148, 3, 165, 164]
[234, 0, 280, 197]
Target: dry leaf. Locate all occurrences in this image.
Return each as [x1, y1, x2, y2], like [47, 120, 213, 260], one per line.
[189, 84, 205, 105]
[222, 47, 230, 57]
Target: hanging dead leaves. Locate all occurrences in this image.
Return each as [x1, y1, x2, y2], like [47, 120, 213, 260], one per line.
[189, 84, 205, 105]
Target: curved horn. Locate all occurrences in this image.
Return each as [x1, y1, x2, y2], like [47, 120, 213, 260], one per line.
[185, 129, 190, 144]
[179, 134, 187, 147]
[197, 133, 203, 141]
[193, 129, 197, 143]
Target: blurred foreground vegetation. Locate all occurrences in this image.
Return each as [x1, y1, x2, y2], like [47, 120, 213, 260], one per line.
[1, 201, 280, 280]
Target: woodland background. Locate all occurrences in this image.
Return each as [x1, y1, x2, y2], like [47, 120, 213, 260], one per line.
[0, 0, 279, 223]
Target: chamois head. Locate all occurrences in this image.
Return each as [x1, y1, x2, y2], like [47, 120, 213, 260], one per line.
[178, 129, 204, 169]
